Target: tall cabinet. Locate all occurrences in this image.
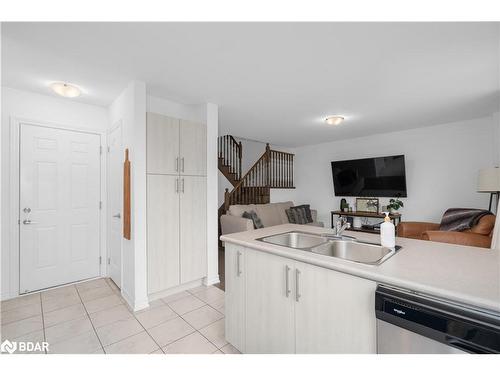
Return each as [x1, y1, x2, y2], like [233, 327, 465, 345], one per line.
[147, 112, 207, 295]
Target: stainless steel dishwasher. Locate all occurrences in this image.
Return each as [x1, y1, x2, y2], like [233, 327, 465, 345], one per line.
[375, 285, 500, 354]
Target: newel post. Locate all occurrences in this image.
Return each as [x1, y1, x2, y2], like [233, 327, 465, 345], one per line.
[265, 143, 271, 187]
[238, 141, 242, 180]
[224, 188, 230, 211]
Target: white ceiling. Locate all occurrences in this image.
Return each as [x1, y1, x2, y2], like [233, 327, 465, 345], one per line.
[2, 22, 499, 146]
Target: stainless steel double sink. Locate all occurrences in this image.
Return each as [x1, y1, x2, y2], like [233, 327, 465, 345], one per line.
[257, 231, 401, 266]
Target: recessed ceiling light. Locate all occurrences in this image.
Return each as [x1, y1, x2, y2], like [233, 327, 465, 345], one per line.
[50, 82, 81, 98]
[325, 115, 345, 126]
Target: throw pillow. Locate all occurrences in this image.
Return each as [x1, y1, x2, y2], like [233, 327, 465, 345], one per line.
[286, 205, 313, 224]
[242, 210, 264, 229]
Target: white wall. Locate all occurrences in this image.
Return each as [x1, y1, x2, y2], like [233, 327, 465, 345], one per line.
[205, 103, 219, 285]
[108, 81, 148, 311]
[1, 87, 218, 302]
[1, 87, 108, 300]
[146, 95, 205, 123]
[490, 32, 500, 250]
[293, 116, 498, 227]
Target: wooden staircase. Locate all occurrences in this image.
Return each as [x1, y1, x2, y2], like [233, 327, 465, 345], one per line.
[218, 135, 242, 187]
[218, 135, 295, 245]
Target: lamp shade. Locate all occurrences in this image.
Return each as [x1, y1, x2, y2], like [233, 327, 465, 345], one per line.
[477, 167, 500, 192]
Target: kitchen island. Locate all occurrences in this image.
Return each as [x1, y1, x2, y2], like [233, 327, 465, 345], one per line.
[220, 224, 500, 353]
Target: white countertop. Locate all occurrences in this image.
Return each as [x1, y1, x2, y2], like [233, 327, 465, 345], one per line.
[221, 224, 500, 314]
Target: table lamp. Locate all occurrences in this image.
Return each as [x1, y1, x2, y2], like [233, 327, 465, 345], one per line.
[477, 167, 500, 212]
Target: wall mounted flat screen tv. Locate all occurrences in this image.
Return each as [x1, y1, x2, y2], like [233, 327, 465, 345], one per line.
[331, 155, 407, 197]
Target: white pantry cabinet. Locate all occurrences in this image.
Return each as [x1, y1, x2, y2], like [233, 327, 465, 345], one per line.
[225, 245, 377, 354]
[147, 113, 180, 175]
[179, 120, 207, 176]
[180, 175, 207, 283]
[224, 244, 246, 352]
[146, 112, 207, 295]
[147, 175, 180, 293]
[147, 113, 206, 176]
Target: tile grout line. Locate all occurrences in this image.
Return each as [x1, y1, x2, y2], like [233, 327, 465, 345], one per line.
[150, 290, 219, 353]
[194, 316, 226, 351]
[96, 278, 167, 353]
[144, 302, 200, 353]
[74, 284, 105, 353]
[129, 306, 167, 354]
[39, 293, 48, 354]
[170, 303, 224, 353]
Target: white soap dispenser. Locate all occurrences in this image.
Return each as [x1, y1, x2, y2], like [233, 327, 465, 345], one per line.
[380, 212, 395, 248]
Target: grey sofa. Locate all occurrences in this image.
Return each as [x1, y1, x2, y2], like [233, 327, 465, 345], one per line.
[220, 201, 324, 235]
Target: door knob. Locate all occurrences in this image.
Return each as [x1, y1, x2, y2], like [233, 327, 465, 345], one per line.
[23, 207, 31, 213]
[22, 219, 38, 225]
[113, 213, 121, 219]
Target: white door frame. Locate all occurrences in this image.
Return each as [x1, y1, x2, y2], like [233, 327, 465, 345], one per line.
[106, 120, 123, 289]
[9, 117, 106, 299]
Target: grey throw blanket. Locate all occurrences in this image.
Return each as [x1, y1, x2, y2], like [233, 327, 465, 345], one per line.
[439, 208, 492, 232]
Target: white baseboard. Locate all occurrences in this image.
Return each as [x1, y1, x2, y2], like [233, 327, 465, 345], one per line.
[204, 275, 220, 286]
[121, 288, 149, 312]
[147, 279, 204, 303]
[0, 292, 13, 302]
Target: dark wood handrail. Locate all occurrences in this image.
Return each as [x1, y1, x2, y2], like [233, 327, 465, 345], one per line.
[223, 142, 295, 211]
[218, 135, 242, 181]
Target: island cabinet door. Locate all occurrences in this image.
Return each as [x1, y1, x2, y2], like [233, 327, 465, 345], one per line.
[294, 261, 377, 353]
[224, 244, 246, 352]
[245, 249, 296, 353]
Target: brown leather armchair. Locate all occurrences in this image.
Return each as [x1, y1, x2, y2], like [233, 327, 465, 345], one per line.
[398, 214, 496, 248]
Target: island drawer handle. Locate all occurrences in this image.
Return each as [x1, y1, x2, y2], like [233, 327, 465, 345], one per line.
[285, 265, 291, 297]
[295, 268, 301, 302]
[237, 251, 242, 276]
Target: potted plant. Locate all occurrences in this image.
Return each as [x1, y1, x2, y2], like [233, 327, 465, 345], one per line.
[387, 197, 404, 214]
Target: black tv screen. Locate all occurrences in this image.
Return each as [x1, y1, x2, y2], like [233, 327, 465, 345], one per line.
[331, 155, 407, 197]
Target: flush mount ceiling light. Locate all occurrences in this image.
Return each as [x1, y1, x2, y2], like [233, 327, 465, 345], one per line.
[50, 82, 81, 98]
[325, 115, 345, 126]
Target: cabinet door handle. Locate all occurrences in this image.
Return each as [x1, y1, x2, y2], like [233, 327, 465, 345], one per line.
[181, 157, 185, 172]
[176, 157, 179, 172]
[237, 251, 242, 276]
[295, 269, 301, 302]
[285, 265, 291, 297]
[181, 178, 184, 193]
[175, 178, 179, 193]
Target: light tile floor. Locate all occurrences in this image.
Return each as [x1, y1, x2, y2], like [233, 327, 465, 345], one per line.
[0, 278, 240, 354]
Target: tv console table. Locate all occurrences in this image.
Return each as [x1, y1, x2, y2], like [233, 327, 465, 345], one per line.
[330, 210, 402, 234]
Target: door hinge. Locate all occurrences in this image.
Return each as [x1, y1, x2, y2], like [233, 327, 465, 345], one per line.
[107, 146, 110, 153]
[100, 146, 103, 155]
[99, 256, 102, 264]
[99, 201, 102, 210]
[107, 258, 111, 265]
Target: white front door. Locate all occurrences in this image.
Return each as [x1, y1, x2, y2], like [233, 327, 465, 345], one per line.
[107, 124, 122, 288]
[19, 124, 101, 293]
